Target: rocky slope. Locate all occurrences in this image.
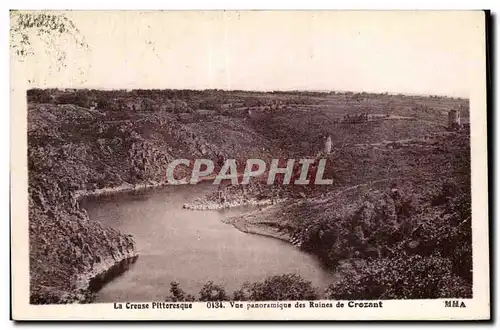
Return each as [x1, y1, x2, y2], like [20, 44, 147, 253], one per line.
[221, 133, 473, 298]
[183, 181, 289, 210]
[27, 89, 471, 302]
[27, 103, 227, 303]
[27, 97, 280, 303]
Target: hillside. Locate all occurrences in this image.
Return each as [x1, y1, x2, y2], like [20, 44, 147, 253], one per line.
[27, 88, 470, 302]
[224, 134, 472, 296]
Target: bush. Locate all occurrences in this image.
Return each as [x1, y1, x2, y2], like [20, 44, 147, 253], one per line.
[198, 281, 229, 301]
[166, 281, 196, 302]
[234, 274, 319, 301]
[56, 91, 90, 108]
[422, 190, 472, 281]
[27, 89, 53, 103]
[293, 181, 470, 268]
[242, 97, 264, 107]
[96, 96, 112, 110]
[165, 274, 319, 302]
[198, 99, 222, 111]
[325, 254, 472, 300]
[294, 190, 404, 267]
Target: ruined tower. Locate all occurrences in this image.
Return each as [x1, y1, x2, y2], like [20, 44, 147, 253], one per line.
[448, 109, 461, 130]
[324, 135, 332, 155]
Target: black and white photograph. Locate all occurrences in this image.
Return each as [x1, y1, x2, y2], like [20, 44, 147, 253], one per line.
[10, 10, 489, 320]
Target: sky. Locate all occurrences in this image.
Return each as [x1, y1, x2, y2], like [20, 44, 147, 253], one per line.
[15, 11, 486, 97]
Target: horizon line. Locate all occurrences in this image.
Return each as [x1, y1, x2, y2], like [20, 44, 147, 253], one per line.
[31, 87, 469, 100]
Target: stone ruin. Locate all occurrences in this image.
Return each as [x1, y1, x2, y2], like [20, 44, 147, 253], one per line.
[448, 109, 461, 130]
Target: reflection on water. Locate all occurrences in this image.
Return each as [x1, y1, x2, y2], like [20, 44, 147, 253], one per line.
[83, 183, 334, 302]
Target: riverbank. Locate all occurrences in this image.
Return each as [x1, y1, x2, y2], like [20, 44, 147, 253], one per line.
[88, 183, 335, 303]
[222, 204, 293, 242]
[71, 181, 176, 301]
[183, 197, 286, 210]
[182, 181, 298, 242]
[74, 181, 168, 200]
[78, 179, 293, 246]
[30, 179, 165, 304]
[182, 180, 293, 210]
[28, 180, 140, 304]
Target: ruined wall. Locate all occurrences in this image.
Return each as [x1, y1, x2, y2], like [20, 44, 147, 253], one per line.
[448, 110, 461, 129]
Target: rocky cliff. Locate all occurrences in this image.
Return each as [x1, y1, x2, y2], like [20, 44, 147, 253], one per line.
[27, 103, 231, 303]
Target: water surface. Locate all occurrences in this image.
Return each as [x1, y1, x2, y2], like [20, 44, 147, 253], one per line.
[84, 183, 333, 302]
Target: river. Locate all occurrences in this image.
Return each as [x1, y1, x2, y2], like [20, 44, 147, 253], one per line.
[83, 183, 334, 302]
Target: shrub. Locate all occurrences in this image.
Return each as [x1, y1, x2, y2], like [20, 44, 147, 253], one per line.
[166, 281, 195, 302]
[96, 96, 112, 110]
[198, 99, 222, 111]
[235, 274, 319, 301]
[165, 274, 319, 302]
[325, 254, 472, 300]
[242, 97, 263, 107]
[56, 91, 91, 108]
[198, 281, 229, 301]
[295, 190, 403, 267]
[27, 89, 53, 103]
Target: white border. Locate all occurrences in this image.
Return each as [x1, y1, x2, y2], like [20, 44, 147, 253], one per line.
[5, 2, 495, 326]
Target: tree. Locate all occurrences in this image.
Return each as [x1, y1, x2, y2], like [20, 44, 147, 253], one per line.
[325, 254, 471, 300]
[166, 281, 195, 302]
[55, 90, 90, 107]
[238, 274, 319, 301]
[198, 281, 229, 301]
[27, 88, 53, 103]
